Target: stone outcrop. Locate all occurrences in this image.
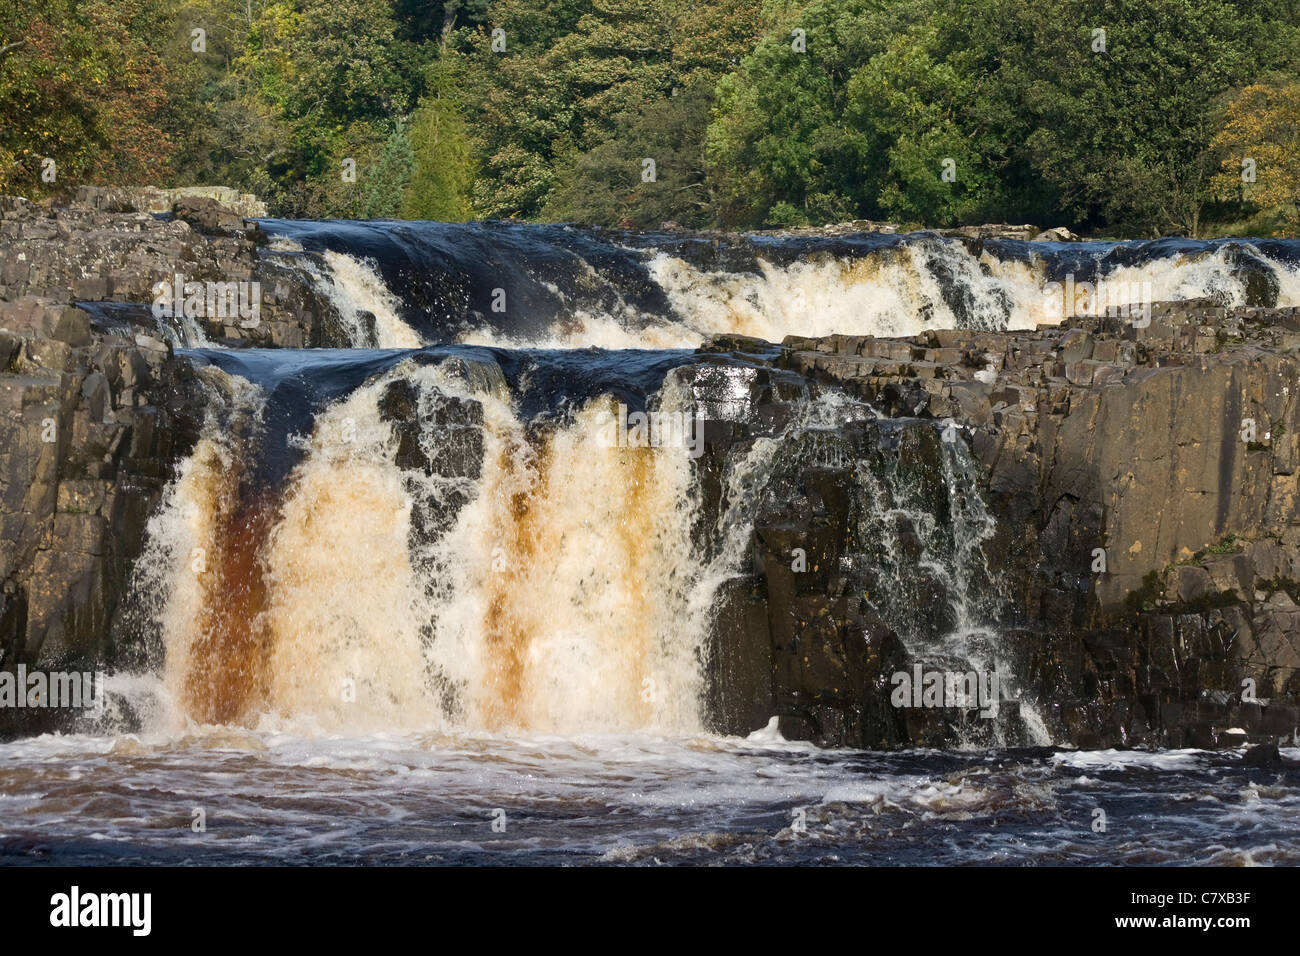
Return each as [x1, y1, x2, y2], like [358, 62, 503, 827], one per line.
[0, 193, 349, 348]
[0, 295, 205, 734]
[697, 300, 1300, 748]
[689, 220, 1076, 241]
[73, 185, 268, 219]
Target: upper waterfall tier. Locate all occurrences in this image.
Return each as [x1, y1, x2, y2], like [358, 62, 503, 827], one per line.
[257, 219, 1300, 349]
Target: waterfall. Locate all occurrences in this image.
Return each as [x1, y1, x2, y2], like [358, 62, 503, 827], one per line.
[130, 356, 726, 733]
[850, 424, 1051, 744]
[253, 219, 1300, 348]
[112, 219, 1300, 745]
[132, 348, 1036, 741]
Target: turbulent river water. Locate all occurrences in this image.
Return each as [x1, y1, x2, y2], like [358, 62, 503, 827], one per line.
[5, 223, 1300, 865]
[3, 727, 1298, 865]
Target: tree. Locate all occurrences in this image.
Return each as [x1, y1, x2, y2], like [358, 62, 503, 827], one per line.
[456, 0, 602, 219]
[0, 0, 177, 196]
[846, 26, 1006, 225]
[1210, 80, 1300, 223]
[705, 0, 1300, 234]
[459, 0, 766, 221]
[704, 0, 906, 227]
[996, 0, 1272, 235]
[404, 62, 472, 220]
[541, 83, 714, 228]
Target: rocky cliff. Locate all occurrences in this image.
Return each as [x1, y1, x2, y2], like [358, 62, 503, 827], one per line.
[1, 189, 349, 348]
[699, 301, 1300, 749]
[2, 192, 1297, 749]
[0, 190, 339, 734]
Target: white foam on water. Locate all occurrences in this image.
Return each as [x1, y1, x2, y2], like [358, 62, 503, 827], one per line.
[318, 250, 424, 349]
[4, 726, 1294, 863]
[458, 314, 703, 349]
[274, 246, 425, 349]
[127, 358, 798, 736]
[1051, 748, 1207, 771]
[419, 376, 709, 733]
[746, 716, 785, 744]
[459, 241, 1300, 347]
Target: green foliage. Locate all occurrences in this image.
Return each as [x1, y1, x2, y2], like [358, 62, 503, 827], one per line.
[0, 0, 178, 196]
[2, 0, 1299, 230]
[1124, 570, 1165, 614]
[459, 0, 767, 219]
[405, 63, 472, 220]
[367, 125, 416, 219]
[993, 0, 1277, 236]
[541, 84, 714, 228]
[705, 0, 891, 227]
[846, 26, 1005, 224]
[706, 0, 1300, 233]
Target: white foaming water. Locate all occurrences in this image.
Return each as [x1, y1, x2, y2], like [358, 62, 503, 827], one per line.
[450, 240, 1300, 348]
[840, 421, 1050, 745]
[256, 377, 443, 732]
[128, 358, 829, 736]
[251, 225, 1300, 350]
[254, 229, 1300, 349]
[458, 271, 707, 348]
[459, 314, 705, 350]
[646, 242, 1039, 340]
[2, 725, 1296, 864]
[124, 366, 266, 729]
[317, 250, 424, 349]
[264, 238, 423, 348]
[416, 368, 709, 733]
[649, 242, 1300, 342]
[125, 356, 954, 741]
[171, 310, 211, 349]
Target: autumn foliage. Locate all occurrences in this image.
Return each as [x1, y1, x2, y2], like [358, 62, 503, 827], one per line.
[0, 1, 174, 197]
[1210, 81, 1300, 222]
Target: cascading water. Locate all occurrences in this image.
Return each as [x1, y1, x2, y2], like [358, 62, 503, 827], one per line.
[7, 219, 1300, 866]
[257, 220, 1300, 349]
[117, 220, 1300, 739]
[849, 424, 1051, 744]
[127, 349, 924, 738]
[126, 347, 793, 735]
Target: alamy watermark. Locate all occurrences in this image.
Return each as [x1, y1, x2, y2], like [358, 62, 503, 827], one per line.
[890, 664, 999, 718]
[594, 403, 706, 459]
[0, 665, 105, 717]
[1043, 274, 1152, 327]
[50, 886, 150, 936]
[151, 274, 261, 328]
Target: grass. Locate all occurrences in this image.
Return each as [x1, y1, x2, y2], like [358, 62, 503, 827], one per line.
[1205, 533, 1242, 556]
[1200, 205, 1298, 239]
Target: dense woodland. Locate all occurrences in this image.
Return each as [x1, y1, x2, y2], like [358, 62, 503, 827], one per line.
[2, 0, 1300, 235]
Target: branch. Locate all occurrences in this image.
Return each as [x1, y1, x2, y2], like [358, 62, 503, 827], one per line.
[0, 40, 27, 62]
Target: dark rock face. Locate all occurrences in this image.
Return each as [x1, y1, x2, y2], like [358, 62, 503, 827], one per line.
[0, 192, 349, 349]
[751, 300, 1300, 748]
[677, 357, 1022, 748]
[1242, 741, 1284, 767]
[0, 294, 205, 736]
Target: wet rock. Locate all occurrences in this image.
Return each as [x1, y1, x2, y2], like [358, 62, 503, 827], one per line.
[0, 283, 203, 733]
[0, 579, 27, 668]
[1242, 741, 1281, 767]
[704, 576, 774, 735]
[756, 297, 1300, 747]
[1034, 227, 1079, 242]
[1222, 245, 1280, 308]
[0, 191, 342, 349]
